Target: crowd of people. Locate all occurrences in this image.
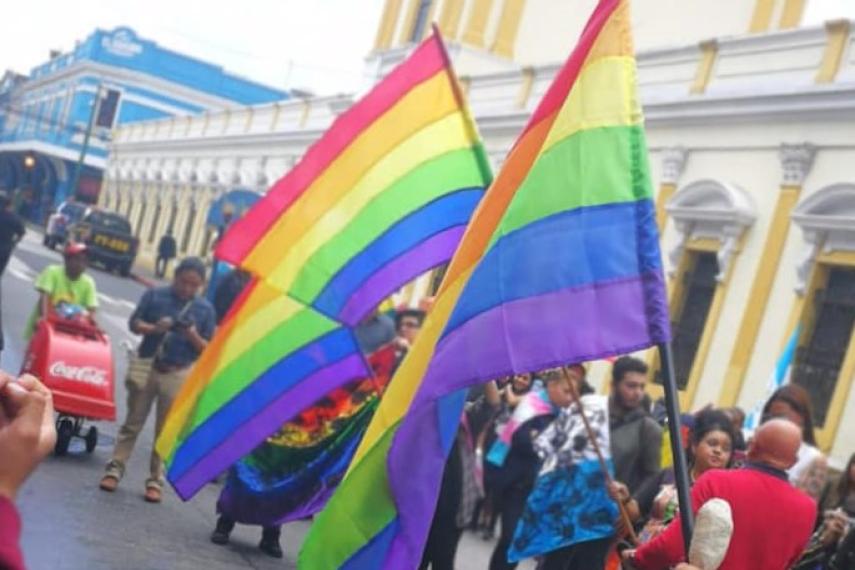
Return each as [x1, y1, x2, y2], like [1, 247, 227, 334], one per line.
[414, 362, 855, 570]
[0, 242, 854, 570]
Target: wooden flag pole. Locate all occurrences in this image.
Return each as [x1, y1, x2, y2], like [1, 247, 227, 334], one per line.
[658, 342, 694, 554]
[561, 368, 639, 546]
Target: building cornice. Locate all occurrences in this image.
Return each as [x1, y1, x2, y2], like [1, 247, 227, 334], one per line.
[17, 61, 244, 110]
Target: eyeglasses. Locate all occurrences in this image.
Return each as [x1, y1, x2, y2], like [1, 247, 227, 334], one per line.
[399, 320, 420, 329]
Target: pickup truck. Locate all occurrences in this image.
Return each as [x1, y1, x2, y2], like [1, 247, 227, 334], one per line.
[69, 209, 139, 276]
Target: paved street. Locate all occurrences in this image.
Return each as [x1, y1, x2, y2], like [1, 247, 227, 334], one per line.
[2, 230, 524, 570]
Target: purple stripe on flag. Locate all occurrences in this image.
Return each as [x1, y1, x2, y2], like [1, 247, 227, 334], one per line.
[172, 354, 368, 499]
[381, 272, 669, 565]
[427, 272, 669, 399]
[337, 226, 466, 325]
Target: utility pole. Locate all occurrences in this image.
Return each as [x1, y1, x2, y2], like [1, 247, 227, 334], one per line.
[68, 83, 102, 203]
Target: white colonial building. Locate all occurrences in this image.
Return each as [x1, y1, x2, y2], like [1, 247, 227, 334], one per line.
[100, 0, 855, 466]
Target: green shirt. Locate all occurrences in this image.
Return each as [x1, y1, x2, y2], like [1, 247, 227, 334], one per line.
[25, 265, 99, 339]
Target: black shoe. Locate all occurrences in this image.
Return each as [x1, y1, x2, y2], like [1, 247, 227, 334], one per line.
[259, 537, 283, 559]
[211, 516, 234, 545]
[211, 529, 230, 545]
[259, 527, 283, 559]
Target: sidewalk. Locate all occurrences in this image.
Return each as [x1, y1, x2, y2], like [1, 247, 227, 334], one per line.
[129, 260, 168, 288]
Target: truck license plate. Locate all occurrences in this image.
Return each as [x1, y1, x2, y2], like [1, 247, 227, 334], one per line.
[94, 235, 130, 252]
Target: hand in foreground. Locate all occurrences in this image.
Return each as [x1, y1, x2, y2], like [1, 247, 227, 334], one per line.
[674, 565, 701, 570]
[0, 373, 57, 500]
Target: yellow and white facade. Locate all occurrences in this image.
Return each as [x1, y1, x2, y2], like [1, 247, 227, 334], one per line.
[100, 0, 855, 466]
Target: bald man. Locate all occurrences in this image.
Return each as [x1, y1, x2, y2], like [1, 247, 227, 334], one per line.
[625, 419, 816, 570]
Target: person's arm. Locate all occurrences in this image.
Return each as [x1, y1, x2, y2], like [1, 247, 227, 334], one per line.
[38, 292, 51, 320]
[630, 471, 713, 569]
[182, 305, 215, 353]
[34, 267, 56, 319]
[182, 325, 208, 353]
[128, 290, 171, 336]
[504, 386, 525, 408]
[484, 380, 501, 408]
[84, 277, 99, 321]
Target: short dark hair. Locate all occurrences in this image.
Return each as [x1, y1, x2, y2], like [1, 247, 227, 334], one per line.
[688, 408, 738, 468]
[611, 356, 648, 385]
[395, 309, 425, 330]
[175, 257, 207, 280]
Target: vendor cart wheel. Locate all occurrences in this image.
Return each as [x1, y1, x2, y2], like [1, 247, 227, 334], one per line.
[84, 426, 98, 454]
[55, 418, 74, 456]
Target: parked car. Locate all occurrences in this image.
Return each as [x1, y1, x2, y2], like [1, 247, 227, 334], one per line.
[68, 209, 139, 276]
[44, 201, 91, 249]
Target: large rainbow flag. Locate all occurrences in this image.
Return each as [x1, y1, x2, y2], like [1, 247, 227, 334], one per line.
[156, 29, 492, 500]
[300, 0, 670, 567]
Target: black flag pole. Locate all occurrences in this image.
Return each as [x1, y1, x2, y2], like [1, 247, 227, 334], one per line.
[658, 342, 694, 554]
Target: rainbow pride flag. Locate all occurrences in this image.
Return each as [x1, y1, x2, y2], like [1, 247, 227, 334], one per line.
[215, 33, 491, 326]
[156, 30, 492, 500]
[300, 1, 670, 567]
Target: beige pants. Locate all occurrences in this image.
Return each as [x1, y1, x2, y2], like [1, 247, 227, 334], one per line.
[110, 363, 189, 488]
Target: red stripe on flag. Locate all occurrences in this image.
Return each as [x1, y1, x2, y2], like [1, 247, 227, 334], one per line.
[518, 0, 621, 141]
[216, 37, 447, 264]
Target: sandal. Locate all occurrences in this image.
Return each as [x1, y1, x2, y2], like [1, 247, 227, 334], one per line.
[143, 486, 162, 503]
[99, 475, 119, 492]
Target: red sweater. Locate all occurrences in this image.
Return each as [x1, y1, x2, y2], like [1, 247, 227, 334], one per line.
[0, 496, 24, 570]
[633, 465, 815, 570]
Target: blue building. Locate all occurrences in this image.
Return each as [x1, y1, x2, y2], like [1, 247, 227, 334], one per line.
[0, 27, 287, 223]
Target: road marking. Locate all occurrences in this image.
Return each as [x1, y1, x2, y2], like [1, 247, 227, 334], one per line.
[98, 293, 137, 312]
[8, 267, 33, 282]
[7, 257, 36, 282]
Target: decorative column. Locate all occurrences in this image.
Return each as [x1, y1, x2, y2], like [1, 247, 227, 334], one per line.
[718, 143, 816, 406]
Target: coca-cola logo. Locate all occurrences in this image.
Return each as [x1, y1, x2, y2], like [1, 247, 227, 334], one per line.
[49, 361, 108, 386]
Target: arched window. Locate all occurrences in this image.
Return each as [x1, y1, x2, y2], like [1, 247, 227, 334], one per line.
[654, 179, 756, 407]
[789, 183, 855, 449]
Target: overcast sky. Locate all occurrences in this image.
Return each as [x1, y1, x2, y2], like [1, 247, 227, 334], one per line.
[0, 1, 853, 96]
[804, 0, 855, 25]
[0, 0, 385, 95]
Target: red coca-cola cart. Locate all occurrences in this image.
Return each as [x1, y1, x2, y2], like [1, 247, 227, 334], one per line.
[21, 311, 116, 456]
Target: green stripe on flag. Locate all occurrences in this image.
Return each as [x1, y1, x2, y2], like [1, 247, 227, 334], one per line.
[298, 425, 398, 570]
[183, 308, 338, 437]
[488, 124, 652, 250]
[289, 148, 487, 302]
